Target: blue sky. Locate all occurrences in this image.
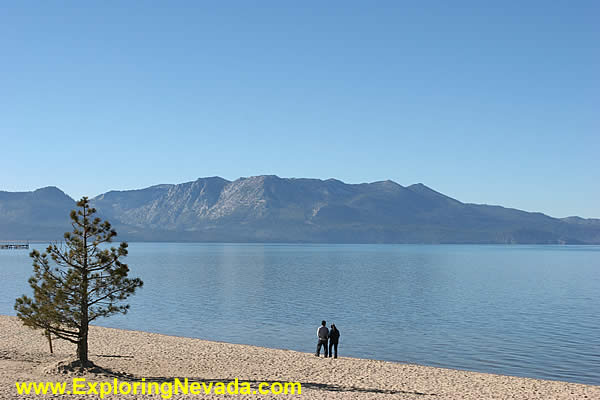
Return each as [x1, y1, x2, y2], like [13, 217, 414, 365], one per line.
[1, 1, 598, 218]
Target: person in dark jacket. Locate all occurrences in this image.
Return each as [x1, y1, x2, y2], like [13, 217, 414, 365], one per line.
[315, 320, 329, 357]
[328, 324, 340, 358]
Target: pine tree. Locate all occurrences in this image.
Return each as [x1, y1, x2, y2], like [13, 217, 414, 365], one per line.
[15, 197, 143, 365]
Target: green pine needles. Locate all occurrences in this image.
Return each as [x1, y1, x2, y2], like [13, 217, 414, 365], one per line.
[14, 197, 143, 365]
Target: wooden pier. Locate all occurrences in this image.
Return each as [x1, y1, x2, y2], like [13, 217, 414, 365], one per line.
[0, 242, 30, 250]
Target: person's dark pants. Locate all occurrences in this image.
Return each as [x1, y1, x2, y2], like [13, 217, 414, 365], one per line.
[316, 339, 328, 357]
[328, 341, 338, 358]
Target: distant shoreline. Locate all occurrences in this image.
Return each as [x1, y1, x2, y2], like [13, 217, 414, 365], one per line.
[5, 241, 600, 246]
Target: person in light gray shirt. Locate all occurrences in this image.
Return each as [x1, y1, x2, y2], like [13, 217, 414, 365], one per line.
[315, 320, 329, 357]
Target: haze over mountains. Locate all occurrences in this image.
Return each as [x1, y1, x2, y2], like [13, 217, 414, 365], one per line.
[1, 176, 599, 244]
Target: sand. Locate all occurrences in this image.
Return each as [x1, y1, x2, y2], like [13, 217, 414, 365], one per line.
[0, 315, 597, 399]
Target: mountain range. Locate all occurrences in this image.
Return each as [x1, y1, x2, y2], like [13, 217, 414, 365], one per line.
[1, 176, 599, 244]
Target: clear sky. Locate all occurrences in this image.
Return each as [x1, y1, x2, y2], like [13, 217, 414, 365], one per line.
[1, 1, 598, 218]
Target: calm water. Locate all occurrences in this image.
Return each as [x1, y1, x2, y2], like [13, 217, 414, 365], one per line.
[1, 243, 599, 385]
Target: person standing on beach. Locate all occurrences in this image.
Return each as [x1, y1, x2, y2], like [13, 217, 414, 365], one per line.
[315, 320, 329, 357]
[328, 324, 340, 358]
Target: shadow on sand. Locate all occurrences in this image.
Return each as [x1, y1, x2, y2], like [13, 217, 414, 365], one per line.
[92, 366, 436, 396]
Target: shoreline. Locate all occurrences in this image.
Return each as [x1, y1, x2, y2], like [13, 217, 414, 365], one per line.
[71, 319, 598, 387]
[1, 314, 598, 399]
[74, 322, 597, 387]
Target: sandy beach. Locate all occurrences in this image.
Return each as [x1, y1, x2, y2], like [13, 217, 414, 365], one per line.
[0, 315, 597, 399]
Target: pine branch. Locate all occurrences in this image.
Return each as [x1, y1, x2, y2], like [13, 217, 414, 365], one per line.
[87, 282, 139, 306]
[52, 247, 84, 271]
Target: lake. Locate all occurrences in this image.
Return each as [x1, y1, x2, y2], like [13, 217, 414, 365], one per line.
[1, 243, 599, 385]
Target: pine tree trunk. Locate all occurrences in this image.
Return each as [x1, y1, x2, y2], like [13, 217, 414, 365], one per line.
[78, 282, 89, 363]
[77, 332, 88, 364]
[77, 334, 88, 362]
[78, 204, 89, 365]
[78, 274, 89, 363]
